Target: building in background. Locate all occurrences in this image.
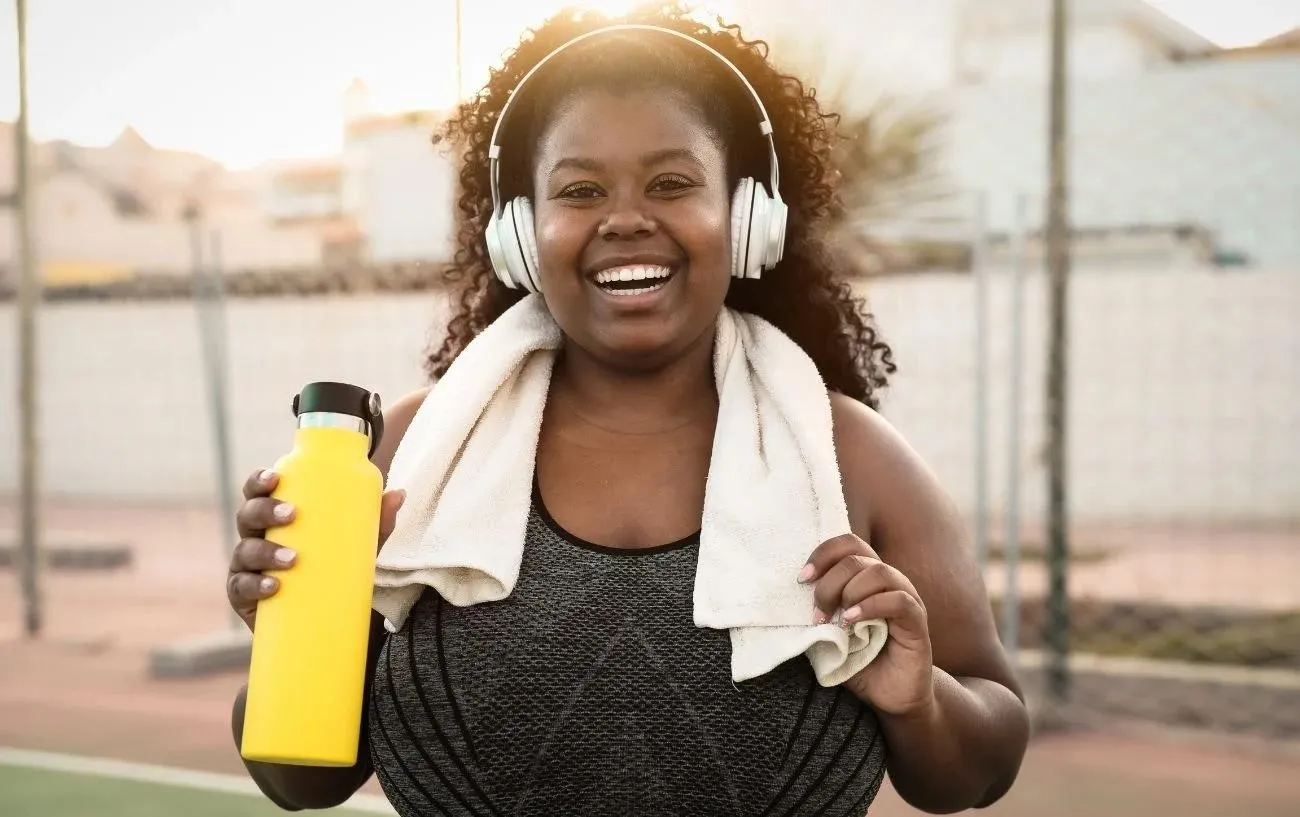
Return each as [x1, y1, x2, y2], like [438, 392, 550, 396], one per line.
[340, 81, 457, 264]
[9, 2, 1297, 282]
[726, 0, 1300, 269]
[261, 79, 457, 268]
[0, 123, 329, 285]
[261, 158, 365, 267]
[936, 0, 1300, 268]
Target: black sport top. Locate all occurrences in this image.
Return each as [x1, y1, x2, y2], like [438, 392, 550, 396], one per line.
[366, 490, 887, 816]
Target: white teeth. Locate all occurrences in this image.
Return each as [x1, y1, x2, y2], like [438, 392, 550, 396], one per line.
[593, 265, 673, 285]
[606, 284, 667, 297]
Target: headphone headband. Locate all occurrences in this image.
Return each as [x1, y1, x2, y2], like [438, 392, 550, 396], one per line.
[486, 23, 782, 218]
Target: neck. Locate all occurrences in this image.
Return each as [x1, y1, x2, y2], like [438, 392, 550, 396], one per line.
[551, 333, 718, 435]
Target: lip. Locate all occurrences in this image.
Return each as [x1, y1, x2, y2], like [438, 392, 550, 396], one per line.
[585, 259, 683, 312]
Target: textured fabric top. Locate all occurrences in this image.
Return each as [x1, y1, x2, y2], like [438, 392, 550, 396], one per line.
[367, 490, 887, 817]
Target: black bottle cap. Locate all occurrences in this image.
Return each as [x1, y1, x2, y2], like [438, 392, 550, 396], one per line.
[291, 381, 385, 459]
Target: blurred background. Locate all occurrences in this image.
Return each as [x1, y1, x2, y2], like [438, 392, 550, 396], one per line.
[1, 0, 1298, 815]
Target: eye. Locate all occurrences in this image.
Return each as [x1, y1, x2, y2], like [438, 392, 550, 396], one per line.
[556, 182, 603, 200]
[649, 174, 695, 194]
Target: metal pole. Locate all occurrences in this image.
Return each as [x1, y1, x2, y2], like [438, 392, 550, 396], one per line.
[971, 190, 990, 570]
[1044, 0, 1072, 709]
[188, 214, 240, 630]
[14, 0, 43, 638]
[453, 0, 463, 101]
[1003, 192, 1028, 666]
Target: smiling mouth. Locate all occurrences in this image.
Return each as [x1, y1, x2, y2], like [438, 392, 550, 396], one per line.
[590, 264, 676, 297]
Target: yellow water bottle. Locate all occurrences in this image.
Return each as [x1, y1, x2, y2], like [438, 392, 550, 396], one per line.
[240, 381, 386, 767]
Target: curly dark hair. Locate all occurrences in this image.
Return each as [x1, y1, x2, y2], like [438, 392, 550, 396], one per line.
[426, 2, 896, 408]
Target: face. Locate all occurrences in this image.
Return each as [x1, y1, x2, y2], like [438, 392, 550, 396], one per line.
[531, 87, 732, 372]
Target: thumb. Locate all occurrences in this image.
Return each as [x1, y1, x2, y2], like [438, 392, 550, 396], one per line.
[377, 489, 407, 551]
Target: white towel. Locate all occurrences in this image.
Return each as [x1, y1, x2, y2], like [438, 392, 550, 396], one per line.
[373, 293, 888, 686]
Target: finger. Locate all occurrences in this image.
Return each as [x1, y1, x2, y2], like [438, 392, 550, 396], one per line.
[241, 468, 279, 501]
[843, 589, 927, 634]
[226, 570, 280, 608]
[799, 533, 880, 584]
[230, 536, 297, 574]
[235, 496, 295, 540]
[840, 560, 919, 611]
[377, 489, 407, 551]
[811, 553, 880, 622]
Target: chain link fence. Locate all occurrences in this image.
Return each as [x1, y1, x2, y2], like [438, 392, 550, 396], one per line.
[862, 185, 1300, 739]
[3, 192, 1296, 742]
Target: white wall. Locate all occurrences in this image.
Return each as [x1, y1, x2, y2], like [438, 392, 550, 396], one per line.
[969, 24, 1168, 84]
[348, 127, 457, 263]
[0, 293, 447, 499]
[937, 53, 1300, 266]
[0, 269, 1296, 523]
[869, 267, 1300, 524]
[0, 181, 326, 280]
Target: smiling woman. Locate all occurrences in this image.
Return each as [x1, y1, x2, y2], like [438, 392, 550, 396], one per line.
[433, 6, 894, 405]
[226, 3, 1030, 816]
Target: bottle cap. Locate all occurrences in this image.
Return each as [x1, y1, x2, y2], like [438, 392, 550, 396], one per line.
[291, 381, 385, 458]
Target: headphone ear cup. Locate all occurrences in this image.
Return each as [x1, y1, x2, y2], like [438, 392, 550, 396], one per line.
[765, 196, 789, 269]
[489, 197, 541, 292]
[746, 192, 772, 280]
[730, 178, 757, 280]
[509, 197, 543, 293]
[485, 212, 515, 288]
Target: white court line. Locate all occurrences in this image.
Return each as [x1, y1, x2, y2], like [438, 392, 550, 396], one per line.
[0, 746, 397, 814]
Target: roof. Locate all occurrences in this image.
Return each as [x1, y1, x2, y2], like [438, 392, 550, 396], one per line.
[271, 159, 342, 183]
[1257, 26, 1300, 49]
[344, 109, 446, 142]
[1207, 25, 1300, 60]
[959, 0, 1218, 54]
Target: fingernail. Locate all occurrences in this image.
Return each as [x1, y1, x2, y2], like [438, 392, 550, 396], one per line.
[842, 605, 862, 622]
[797, 563, 815, 583]
[813, 609, 830, 625]
[260, 469, 277, 483]
[274, 547, 296, 565]
[273, 503, 294, 521]
[259, 577, 277, 593]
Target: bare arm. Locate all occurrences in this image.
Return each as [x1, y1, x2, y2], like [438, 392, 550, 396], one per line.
[831, 394, 1030, 813]
[231, 386, 430, 810]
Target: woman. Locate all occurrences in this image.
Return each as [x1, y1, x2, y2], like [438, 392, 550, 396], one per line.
[228, 5, 1029, 815]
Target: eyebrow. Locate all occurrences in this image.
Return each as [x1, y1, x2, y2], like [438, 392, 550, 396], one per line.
[549, 147, 705, 177]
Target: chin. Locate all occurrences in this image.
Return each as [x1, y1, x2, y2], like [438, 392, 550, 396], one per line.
[587, 327, 693, 373]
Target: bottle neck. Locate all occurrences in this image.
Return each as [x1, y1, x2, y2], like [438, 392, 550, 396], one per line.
[295, 411, 372, 455]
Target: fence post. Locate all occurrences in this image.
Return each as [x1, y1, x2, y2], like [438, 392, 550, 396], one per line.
[189, 213, 241, 631]
[14, 0, 43, 639]
[1003, 192, 1029, 666]
[971, 190, 990, 571]
[1044, 0, 1073, 713]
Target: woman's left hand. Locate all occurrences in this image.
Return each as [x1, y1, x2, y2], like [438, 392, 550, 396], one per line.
[801, 533, 936, 717]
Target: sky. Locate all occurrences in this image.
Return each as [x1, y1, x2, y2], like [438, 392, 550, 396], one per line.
[0, 0, 1295, 170]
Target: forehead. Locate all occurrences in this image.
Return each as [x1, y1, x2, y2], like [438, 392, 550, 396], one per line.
[534, 87, 723, 168]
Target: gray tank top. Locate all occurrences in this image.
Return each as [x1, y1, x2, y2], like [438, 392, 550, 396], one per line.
[368, 487, 887, 816]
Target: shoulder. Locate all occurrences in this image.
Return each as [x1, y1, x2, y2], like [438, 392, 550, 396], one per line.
[829, 394, 1023, 698]
[828, 392, 907, 537]
[828, 392, 957, 559]
[372, 385, 432, 479]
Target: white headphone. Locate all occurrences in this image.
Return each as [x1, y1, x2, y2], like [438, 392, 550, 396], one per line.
[483, 24, 789, 294]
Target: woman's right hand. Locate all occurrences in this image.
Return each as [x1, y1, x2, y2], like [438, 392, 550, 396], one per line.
[227, 467, 407, 632]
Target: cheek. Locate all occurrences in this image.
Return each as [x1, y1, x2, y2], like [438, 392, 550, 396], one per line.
[679, 197, 733, 277]
[532, 207, 587, 280]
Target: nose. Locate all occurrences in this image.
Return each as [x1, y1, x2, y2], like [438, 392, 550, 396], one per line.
[599, 198, 656, 241]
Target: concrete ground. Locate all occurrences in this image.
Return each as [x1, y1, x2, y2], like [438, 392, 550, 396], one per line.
[2, 499, 1298, 815]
